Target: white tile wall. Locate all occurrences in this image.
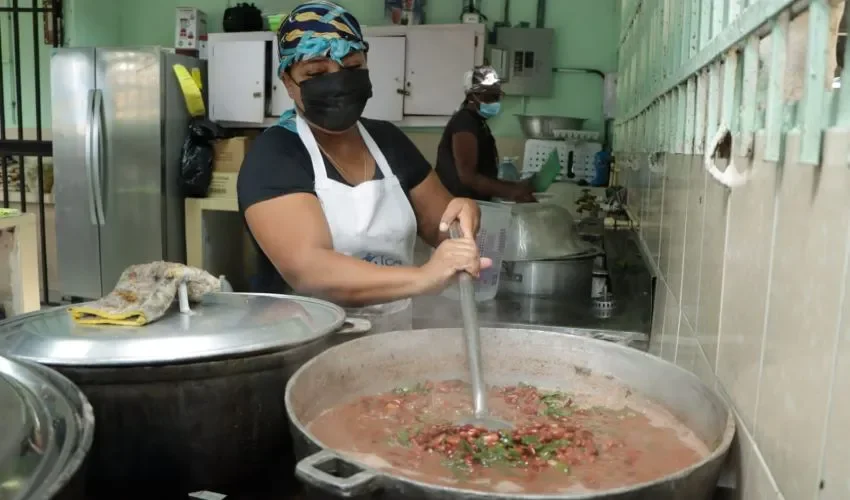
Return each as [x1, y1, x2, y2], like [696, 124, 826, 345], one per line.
[628, 127, 850, 500]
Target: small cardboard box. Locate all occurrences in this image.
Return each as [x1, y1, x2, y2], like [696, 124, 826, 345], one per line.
[209, 136, 253, 198]
[213, 137, 252, 173]
[209, 172, 238, 198]
[175, 7, 207, 50]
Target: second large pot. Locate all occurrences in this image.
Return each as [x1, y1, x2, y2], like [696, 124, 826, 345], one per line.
[0, 293, 347, 499]
[500, 249, 599, 300]
[285, 327, 735, 499]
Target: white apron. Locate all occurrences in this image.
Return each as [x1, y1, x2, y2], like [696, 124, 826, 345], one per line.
[295, 115, 417, 334]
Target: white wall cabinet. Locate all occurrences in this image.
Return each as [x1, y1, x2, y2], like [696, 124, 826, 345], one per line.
[362, 24, 485, 126]
[208, 38, 267, 124]
[401, 27, 477, 116]
[208, 32, 294, 126]
[207, 24, 484, 128]
[362, 35, 406, 122]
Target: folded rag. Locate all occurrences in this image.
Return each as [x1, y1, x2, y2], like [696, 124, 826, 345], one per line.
[68, 261, 221, 326]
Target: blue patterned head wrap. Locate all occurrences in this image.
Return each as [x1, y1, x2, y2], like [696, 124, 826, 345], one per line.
[275, 1, 368, 131]
[277, 1, 367, 73]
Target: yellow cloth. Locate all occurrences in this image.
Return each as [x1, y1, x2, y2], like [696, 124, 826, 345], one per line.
[172, 64, 206, 117]
[68, 262, 220, 326]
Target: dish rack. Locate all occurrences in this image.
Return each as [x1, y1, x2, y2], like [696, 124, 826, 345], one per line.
[522, 132, 602, 183]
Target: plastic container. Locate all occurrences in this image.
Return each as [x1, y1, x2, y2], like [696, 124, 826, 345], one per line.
[497, 156, 520, 181]
[590, 150, 611, 187]
[385, 0, 425, 25]
[442, 201, 513, 302]
[266, 13, 286, 33]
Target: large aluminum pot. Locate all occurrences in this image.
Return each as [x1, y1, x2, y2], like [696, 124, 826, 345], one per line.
[516, 115, 587, 139]
[0, 355, 94, 500]
[500, 250, 599, 300]
[285, 328, 735, 500]
[0, 293, 348, 499]
[503, 203, 597, 262]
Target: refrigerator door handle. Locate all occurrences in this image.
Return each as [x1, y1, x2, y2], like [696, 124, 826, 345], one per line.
[91, 88, 106, 225]
[83, 89, 98, 226]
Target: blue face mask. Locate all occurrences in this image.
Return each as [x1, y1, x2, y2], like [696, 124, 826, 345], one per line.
[478, 101, 501, 119]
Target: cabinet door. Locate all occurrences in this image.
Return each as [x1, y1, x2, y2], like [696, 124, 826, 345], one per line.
[209, 40, 266, 123]
[269, 35, 295, 116]
[404, 28, 476, 116]
[362, 36, 406, 122]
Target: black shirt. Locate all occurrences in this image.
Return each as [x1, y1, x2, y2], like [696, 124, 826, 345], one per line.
[237, 118, 432, 293]
[434, 107, 499, 201]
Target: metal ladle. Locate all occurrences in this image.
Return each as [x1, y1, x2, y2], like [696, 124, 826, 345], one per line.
[449, 223, 511, 430]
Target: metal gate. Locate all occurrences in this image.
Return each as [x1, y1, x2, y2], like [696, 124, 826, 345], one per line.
[0, 0, 62, 305]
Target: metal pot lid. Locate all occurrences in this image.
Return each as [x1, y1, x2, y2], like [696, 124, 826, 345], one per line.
[0, 355, 94, 500]
[503, 202, 599, 261]
[0, 293, 346, 366]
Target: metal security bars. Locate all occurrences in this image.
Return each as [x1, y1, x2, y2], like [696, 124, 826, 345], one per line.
[615, 0, 846, 170]
[0, 0, 62, 304]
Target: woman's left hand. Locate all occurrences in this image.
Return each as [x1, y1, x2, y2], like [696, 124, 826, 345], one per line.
[437, 198, 481, 239]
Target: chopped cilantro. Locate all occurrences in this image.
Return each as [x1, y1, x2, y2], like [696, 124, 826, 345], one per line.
[392, 382, 430, 395]
[521, 435, 540, 446]
[395, 429, 410, 446]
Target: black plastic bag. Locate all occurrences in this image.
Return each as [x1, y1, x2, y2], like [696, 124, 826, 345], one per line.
[223, 3, 264, 32]
[180, 118, 223, 198]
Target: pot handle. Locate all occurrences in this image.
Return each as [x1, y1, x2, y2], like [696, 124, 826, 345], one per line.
[335, 317, 372, 335]
[295, 449, 380, 497]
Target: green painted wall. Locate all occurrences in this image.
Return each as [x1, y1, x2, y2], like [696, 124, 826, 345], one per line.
[0, 6, 53, 131]
[113, 0, 619, 136]
[0, 0, 123, 130]
[10, 0, 619, 135]
[65, 0, 123, 46]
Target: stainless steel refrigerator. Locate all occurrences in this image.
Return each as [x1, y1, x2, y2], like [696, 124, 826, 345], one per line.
[51, 47, 203, 300]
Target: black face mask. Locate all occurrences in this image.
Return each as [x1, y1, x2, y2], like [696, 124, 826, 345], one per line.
[298, 68, 373, 132]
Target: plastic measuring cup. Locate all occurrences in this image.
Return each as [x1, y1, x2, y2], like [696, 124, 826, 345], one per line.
[442, 201, 513, 302]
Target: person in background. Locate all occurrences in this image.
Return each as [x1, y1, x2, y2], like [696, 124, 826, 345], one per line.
[435, 65, 536, 203]
[237, 1, 489, 330]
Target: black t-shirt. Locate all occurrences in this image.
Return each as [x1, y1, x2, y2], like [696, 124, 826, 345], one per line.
[434, 107, 498, 201]
[237, 118, 432, 293]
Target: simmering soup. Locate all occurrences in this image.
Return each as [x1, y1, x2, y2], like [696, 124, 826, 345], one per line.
[307, 380, 709, 494]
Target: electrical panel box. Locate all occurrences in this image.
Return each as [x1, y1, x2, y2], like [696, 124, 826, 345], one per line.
[488, 28, 554, 97]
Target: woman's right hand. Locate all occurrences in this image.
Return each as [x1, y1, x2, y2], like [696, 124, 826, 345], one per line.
[417, 238, 492, 294]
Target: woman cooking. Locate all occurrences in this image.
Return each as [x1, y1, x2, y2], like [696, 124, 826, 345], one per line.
[435, 65, 536, 203]
[238, 1, 488, 331]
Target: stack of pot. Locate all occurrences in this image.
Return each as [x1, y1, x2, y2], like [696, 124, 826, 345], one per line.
[499, 202, 602, 301]
[0, 354, 93, 500]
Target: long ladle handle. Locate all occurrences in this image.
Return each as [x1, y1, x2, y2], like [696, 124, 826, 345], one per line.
[449, 223, 488, 419]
